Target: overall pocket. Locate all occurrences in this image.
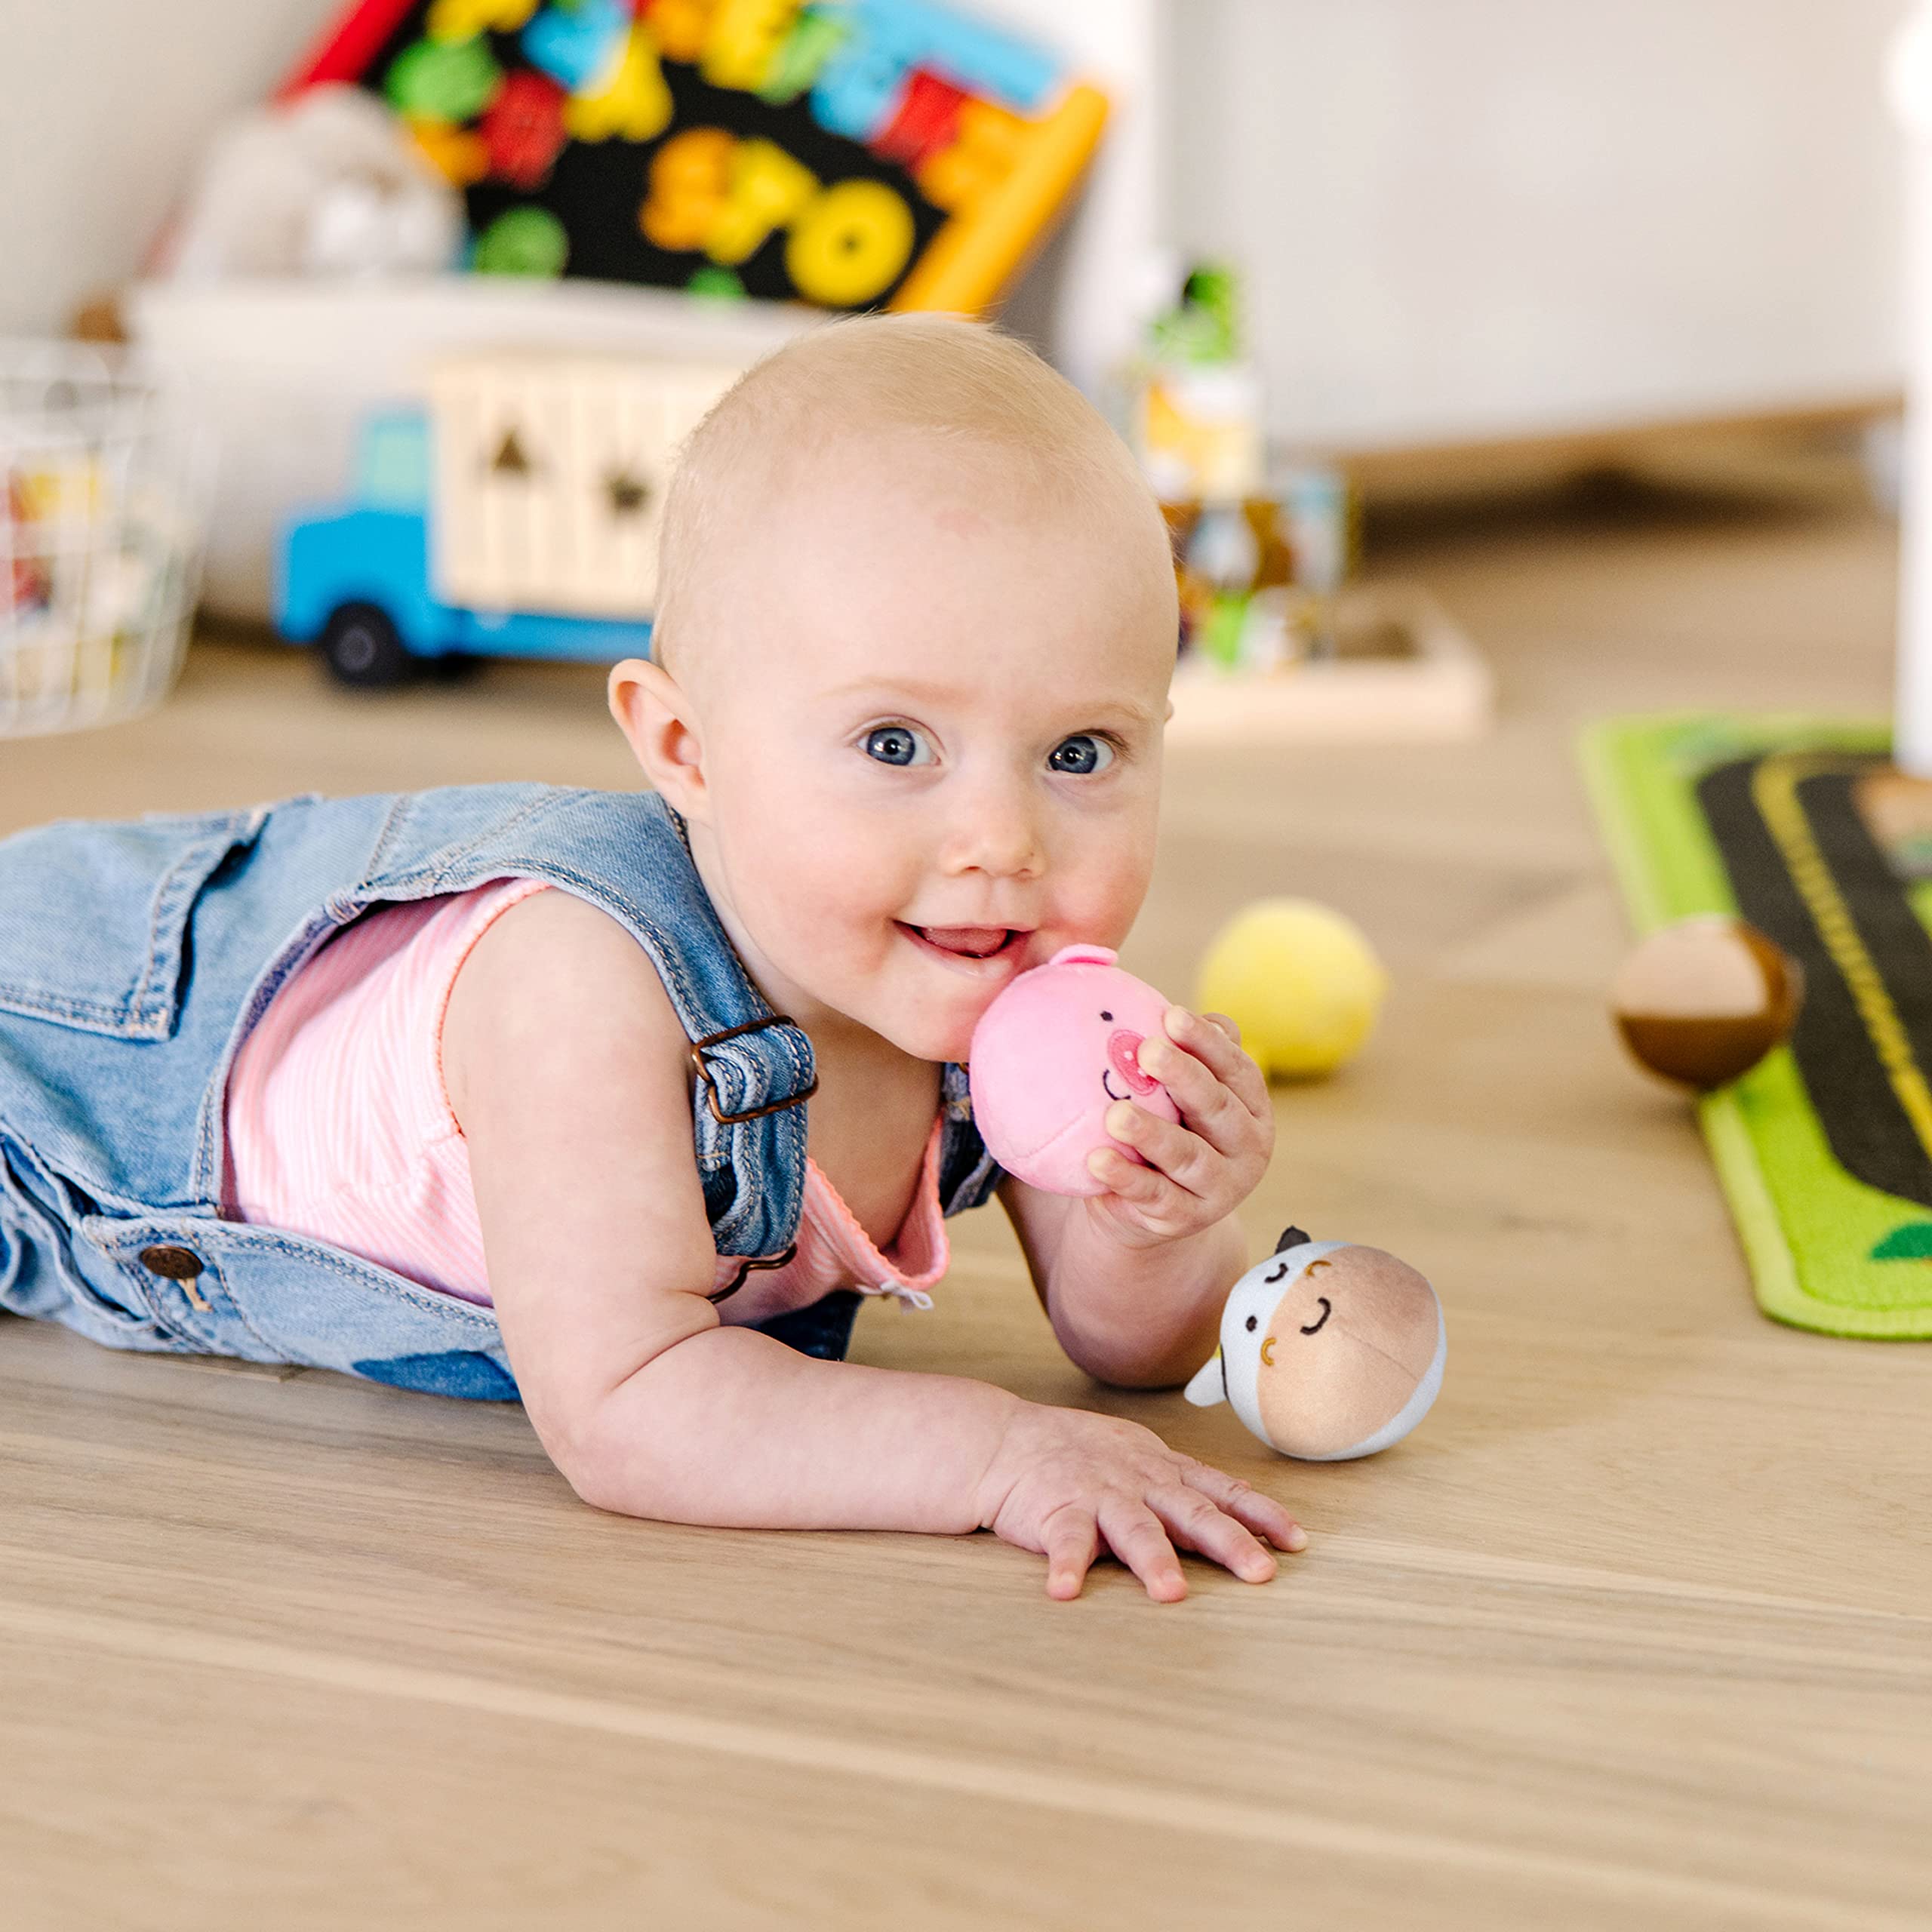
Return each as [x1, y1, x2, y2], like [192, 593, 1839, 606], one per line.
[0, 806, 268, 1041]
[82, 1214, 523, 1398]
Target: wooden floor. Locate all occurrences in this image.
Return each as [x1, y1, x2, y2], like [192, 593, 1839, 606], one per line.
[4, 460, 1928, 1930]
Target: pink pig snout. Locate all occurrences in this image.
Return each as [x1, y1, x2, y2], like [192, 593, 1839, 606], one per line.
[1107, 1029, 1159, 1096]
[968, 943, 1183, 1195]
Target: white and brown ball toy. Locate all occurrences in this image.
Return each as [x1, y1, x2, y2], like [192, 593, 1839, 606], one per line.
[1185, 1229, 1447, 1460]
[1611, 915, 1804, 1090]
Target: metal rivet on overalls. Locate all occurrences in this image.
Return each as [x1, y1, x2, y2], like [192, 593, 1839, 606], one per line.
[140, 1244, 211, 1311]
[140, 1244, 203, 1279]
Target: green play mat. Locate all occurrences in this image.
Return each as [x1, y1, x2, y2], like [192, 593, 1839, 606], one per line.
[1583, 714, 1932, 1340]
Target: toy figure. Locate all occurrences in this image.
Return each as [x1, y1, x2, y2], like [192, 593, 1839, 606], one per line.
[1610, 914, 1803, 1090]
[968, 944, 1180, 1195]
[1185, 1227, 1445, 1460]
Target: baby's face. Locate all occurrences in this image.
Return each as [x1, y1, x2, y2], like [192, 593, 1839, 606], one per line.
[683, 435, 1177, 1063]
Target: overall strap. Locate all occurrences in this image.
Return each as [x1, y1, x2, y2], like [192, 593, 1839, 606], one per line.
[358, 785, 815, 1260]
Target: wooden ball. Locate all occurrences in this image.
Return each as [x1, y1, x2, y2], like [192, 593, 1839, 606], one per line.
[1611, 916, 1803, 1090]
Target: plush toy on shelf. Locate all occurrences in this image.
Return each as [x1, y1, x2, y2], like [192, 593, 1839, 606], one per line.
[968, 944, 1180, 1195]
[1185, 1227, 1446, 1460]
[164, 85, 463, 281]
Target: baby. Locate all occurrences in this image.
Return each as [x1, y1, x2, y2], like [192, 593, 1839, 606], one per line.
[0, 316, 1303, 1601]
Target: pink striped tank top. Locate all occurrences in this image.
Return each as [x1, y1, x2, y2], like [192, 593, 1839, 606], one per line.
[223, 878, 949, 1324]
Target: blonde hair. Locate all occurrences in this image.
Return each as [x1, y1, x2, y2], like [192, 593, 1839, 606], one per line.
[652, 313, 1164, 670]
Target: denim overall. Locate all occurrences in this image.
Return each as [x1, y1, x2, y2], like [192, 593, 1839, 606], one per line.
[0, 786, 999, 1399]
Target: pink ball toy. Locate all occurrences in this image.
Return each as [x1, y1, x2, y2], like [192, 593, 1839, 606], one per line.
[968, 944, 1182, 1195]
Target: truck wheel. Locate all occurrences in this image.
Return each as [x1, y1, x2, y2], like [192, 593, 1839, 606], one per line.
[320, 601, 413, 688]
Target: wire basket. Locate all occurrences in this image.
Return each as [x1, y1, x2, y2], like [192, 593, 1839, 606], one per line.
[0, 341, 209, 737]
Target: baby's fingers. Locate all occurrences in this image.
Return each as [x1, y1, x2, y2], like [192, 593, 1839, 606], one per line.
[1151, 1485, 1276, 1585]
[1041, 1506, 1100, 1601]
[1182, 1462, 1309, 1553]
[1097, 1497, 1188, 1602]
[1163, 1005, 1270, 1118]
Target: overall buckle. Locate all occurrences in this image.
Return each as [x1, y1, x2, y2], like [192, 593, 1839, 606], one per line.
[707, 1242, 800, 1306]
[688, 1015, 819, 1124]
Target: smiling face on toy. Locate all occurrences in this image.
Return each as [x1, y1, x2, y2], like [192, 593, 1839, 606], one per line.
[968, 946, 1183, 1195]
[1187, 1229, 1446, 1460]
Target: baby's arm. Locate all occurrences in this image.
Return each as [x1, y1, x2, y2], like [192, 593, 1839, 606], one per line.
[442, 891, 1303, 1597]
[1002, 1177, 1241, 1389]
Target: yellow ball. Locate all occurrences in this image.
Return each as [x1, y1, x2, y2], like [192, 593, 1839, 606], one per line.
[1196, 899, 1389, 1079]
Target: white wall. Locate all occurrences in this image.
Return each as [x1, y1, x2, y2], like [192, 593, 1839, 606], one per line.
[0, 0, 324, 334]
[974, 0, 1163, 396]
[1170, 0, 1912, 450]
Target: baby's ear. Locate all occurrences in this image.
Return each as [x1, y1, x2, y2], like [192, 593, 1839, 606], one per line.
[609, 657, 709, 820]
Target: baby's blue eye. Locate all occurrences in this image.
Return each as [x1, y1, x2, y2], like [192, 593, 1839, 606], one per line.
[864, 724, 934, 767]
[1048, 734, 1113, 776]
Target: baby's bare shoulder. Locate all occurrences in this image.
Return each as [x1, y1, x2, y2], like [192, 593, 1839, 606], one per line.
[444, 884, 689, 1121]
[442, 884, 722, 1416]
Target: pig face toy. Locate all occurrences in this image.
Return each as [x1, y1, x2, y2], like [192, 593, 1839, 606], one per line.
[1185, 1227, 1446, 1460]
[968, 945, 1182, 1195]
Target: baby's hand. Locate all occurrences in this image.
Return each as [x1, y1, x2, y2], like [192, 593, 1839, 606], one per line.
[976, 1400, 1307, 1601]
[1084, 1007, 1274, 1251]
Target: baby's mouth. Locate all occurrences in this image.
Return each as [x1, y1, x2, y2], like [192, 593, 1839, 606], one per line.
[897, 922, 1029, 963]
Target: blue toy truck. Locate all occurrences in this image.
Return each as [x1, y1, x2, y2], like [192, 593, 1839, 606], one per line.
[276, 409, 653, 687]
[276, 358, 740, 686]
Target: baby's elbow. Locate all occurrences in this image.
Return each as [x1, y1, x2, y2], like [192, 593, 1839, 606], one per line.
[1056, 1321, 1214, 1393]
[554, 1402, 699, 1519]
[537, 1340, 707, 1518]
[530, 1397, 627, 1514]
[1075, 1350, 1192, 1394]
[543, 1377, 691, 1517]
[565, 1446, 639, 1518]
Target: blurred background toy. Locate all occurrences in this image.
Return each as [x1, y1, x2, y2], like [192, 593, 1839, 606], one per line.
[162, 84, 463, 281]
[1611, 914, 1804, 1090]
[1123, 259, 1355, 671]
[1184, 1226, 1446, 1460]
[273, 0, 1108, 314]
[278, 347, 740, 682]
[1112, 258, 1489, 746]
[1195, 898, 1388, 1080]
[1135, 261, 1264, 503]
[968, 943, 1180, 1196]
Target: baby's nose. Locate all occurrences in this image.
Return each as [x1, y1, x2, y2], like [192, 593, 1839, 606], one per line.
[1108, 1029, 1159, 1095]
[945, 780, 1043, 880]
